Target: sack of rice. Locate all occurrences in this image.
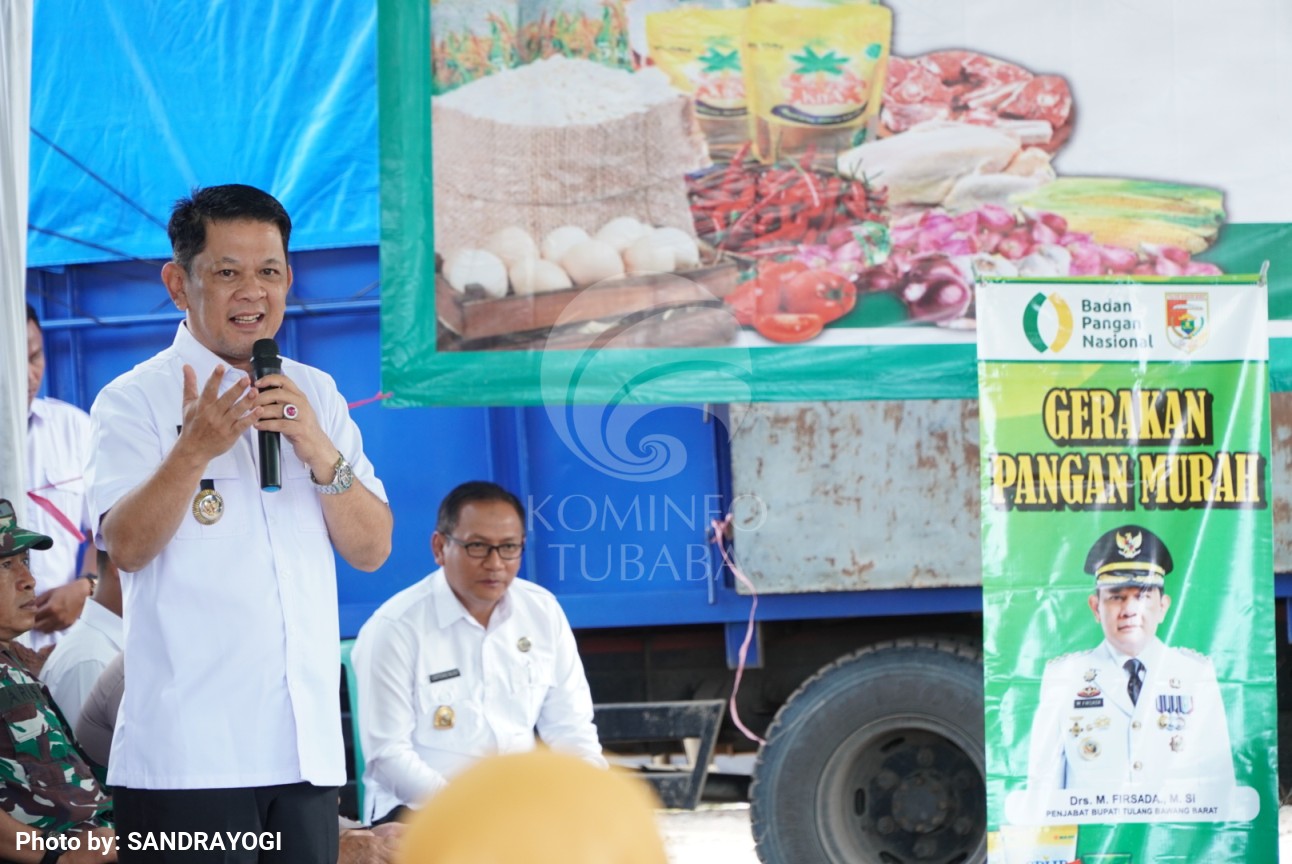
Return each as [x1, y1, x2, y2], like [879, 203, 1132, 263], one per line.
[432, 55, 710, 255]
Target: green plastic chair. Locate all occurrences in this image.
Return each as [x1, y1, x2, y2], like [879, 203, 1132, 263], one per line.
[340, 638, 367, 823]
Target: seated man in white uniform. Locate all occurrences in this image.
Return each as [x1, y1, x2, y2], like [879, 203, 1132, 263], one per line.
[41, 550, 123, 728]
[353, 481, 606, 824]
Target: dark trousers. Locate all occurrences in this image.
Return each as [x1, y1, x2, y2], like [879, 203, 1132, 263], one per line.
[114, 782, 339, 864]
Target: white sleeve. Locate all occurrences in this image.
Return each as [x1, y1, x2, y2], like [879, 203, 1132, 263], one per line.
[1026, 663, 1068, 790]
[313, 369, 386, 504]
[45, 657, 105, 730]
[352, 614, 448, 813]
[72, 406, 94, 535]
[534, 603, 607, 769]
[87, 381, 163, 538]
[1194, 660, 1237, 787]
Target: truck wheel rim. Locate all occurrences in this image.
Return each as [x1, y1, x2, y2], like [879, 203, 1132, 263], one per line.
[814, 717, 986, 863]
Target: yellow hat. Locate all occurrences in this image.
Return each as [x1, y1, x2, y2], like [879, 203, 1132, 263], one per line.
[396, 750, 668, 864]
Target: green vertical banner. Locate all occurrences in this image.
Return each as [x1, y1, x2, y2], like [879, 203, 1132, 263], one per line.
[977, 276, 1277, 863]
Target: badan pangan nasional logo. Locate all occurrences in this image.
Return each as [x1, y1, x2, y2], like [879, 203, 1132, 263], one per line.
[1165, 292, 1209, 352]
[1022, 292, 1073, 353]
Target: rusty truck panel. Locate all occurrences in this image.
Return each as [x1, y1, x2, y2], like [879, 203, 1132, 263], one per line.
[728, 400, 982, 594]
[731, 394, 1292, 595]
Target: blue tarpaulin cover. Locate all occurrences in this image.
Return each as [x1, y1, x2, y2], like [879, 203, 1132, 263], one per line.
[27, 1, 378, 268]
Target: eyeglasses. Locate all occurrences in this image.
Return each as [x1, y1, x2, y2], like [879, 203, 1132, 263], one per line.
[445, 535, 525, 560]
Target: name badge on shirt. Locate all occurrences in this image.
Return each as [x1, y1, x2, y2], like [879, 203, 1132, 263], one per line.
[429, 669, 461, 684]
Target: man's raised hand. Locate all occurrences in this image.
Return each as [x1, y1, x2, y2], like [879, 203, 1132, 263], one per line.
[178, 364, 261, 464]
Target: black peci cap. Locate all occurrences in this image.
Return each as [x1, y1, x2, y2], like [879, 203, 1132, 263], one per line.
[1084, 525, 1173, 589]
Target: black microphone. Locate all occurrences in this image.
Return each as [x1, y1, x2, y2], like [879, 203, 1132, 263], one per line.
[251, 338, 282, 492]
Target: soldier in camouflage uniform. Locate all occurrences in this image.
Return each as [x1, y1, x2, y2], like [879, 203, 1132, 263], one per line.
[0, 498, 114, 862]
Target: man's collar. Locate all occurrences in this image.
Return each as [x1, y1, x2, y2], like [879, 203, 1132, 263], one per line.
[429, 567, 510, 630]
[1104, 636, 1163, 670]
[171, 321, 258, 378]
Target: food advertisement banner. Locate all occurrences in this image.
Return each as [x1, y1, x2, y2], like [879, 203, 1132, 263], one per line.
[380, 0, 1292, 406]
[977, 276, 1277, 862]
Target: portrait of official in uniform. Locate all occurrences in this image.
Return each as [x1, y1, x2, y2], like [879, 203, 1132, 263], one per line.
[1025, 524, 1236, 791]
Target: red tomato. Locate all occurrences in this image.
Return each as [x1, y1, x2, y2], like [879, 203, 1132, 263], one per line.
[754, 259, 809, 313]
[724, 282, 759, 326]
[782, 269, 857, 323]
[753, 312, 824, 343]
[757, 259, 809, 284]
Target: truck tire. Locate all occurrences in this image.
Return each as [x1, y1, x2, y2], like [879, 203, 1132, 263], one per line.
[750, 638, 985, 864]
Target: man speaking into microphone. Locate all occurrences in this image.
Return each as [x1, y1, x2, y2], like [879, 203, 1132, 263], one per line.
[87, 184, 392, 863]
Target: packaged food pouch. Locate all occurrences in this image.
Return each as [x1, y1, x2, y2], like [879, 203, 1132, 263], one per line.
[627, 0, 749, 65]
[986, 830, 1003, 864]
[744, 2, 891, 166]
[646, 7, 749, 160]
[999, 824, 1080, 864]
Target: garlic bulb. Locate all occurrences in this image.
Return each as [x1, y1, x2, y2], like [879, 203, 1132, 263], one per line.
[510, 258, 573, 296]
[444, 249, 508, 298]
[541, 225, 592, 263]
[560, 239, 626, 285]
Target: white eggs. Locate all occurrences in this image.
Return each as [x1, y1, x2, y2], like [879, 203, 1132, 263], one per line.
[483, 225, 540, 268]
[560, 239, 626, 285]
[448, 220, 703, 300]
[443, 249, 508, 298]
[622, 234, 675, 273]
[594, 217, 652, 252]
[510, 258, 573, 296]
[541, 225, 592, 263]
[649, 226, 701, 269]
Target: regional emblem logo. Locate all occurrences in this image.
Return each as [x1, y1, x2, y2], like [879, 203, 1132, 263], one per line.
[1165, 293, 1209, 352]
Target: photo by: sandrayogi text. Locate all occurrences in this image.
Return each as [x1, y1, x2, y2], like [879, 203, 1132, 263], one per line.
[989, 387, 1267, 511]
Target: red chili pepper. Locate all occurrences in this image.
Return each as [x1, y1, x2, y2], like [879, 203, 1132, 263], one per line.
[692, 159, 890, 254]
[844, 197, 871, 222]
[798, 144, 818, 172]
[725, 144, 752, 185]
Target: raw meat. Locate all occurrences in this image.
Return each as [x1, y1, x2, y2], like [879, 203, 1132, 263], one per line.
[881, 50, 1074, 153]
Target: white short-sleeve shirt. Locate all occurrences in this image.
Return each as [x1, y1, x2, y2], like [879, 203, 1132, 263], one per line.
[20, 397, 93, 650]
[88, 323, 386, 790]
[352, 568, 606, 822]
[39, 598, 124, 729]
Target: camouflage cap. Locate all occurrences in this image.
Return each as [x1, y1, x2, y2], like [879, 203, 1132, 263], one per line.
[1084, 524, 1172, 589]
[0, 499, 54, 557]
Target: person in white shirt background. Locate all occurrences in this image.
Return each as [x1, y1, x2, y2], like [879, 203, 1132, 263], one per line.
[22, 303, 96, 653]
[353, 480, 606, 825]
[41, 548, 123, 730]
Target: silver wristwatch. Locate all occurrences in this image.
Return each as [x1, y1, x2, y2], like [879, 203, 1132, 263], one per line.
[311, 454, 355, 495]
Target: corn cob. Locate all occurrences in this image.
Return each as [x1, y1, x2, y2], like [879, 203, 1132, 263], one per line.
[1011, 177, 1224, 253]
